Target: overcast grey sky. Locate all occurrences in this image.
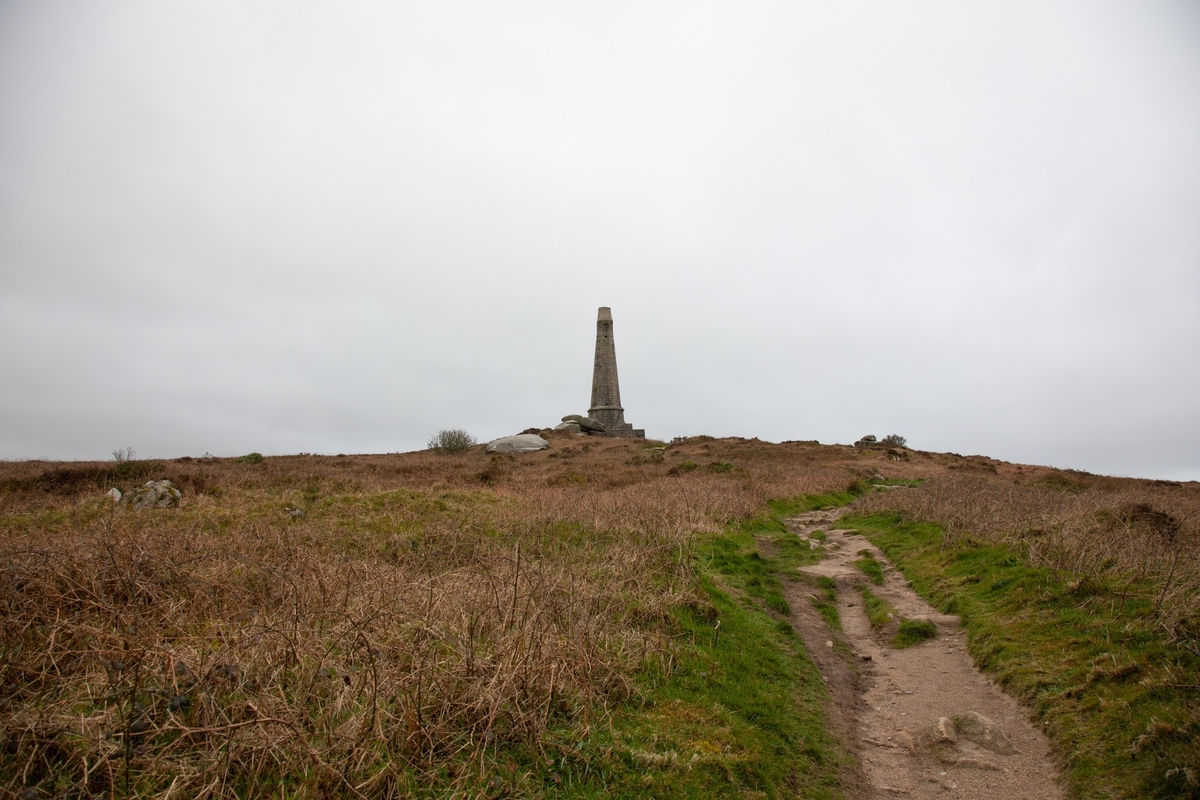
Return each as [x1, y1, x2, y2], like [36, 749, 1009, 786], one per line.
[1, 2, 1198, 480]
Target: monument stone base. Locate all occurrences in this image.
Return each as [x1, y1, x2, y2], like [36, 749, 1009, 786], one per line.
[605, 425, 646, 439]
[589, 406, 645, 439]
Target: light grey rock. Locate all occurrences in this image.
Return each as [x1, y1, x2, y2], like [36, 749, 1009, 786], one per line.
[562, 414, 605, 433]
[955, 711, 1017, 755]
[554, 421, 583, 433]
[485, 434, 550, 454]
[120, 480, 182, 510]
[106, 488, 122, 503]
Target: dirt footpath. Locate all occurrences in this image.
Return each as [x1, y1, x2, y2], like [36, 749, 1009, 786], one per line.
[783, 509, 1064, 799]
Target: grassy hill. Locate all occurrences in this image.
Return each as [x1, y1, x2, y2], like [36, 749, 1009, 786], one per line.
[0, 435, 1196, 798]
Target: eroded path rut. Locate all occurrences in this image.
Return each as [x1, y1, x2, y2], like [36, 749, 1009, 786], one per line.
[784, 508, 1064, 799]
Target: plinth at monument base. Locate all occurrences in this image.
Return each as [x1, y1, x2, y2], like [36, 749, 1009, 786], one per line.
[587, 406, 644, 438]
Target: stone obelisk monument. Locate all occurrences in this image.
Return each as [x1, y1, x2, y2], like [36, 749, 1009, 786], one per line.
[589, 307, 645, 438]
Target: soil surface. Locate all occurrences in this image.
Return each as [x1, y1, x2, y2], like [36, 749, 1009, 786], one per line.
[782, 508, 1065, 799]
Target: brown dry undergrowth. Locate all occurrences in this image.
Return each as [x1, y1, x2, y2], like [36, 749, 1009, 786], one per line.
[856, 471, 1200, 655]
[2, 437, 1196, 797]
[0, 435, 881, 797]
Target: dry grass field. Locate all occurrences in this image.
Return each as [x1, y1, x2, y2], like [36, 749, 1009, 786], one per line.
[856, 468, 1200, 654]
[1, 434, 1196, 798]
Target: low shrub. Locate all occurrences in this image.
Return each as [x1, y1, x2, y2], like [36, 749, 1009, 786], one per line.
[111, 446, 137, 463]
[427, 429, 476, 455]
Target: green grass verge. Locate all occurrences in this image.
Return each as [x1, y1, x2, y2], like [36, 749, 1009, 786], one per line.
[845, 511, 1200, 800]
[542, 496, 854, 798]
[556, 576, 845, 798]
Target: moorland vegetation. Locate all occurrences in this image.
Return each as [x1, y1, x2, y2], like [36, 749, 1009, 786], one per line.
[0, 436, 1196, 798]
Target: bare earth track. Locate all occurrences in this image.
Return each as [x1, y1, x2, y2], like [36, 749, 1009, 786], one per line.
[784, 508, 1065, 800]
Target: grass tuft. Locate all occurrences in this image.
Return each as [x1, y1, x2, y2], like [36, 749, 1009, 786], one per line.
[892, 618, 938, 648]
[857, 585, 893, 630]
[808, 575, 841, 631]
[853, 550, 885, 585]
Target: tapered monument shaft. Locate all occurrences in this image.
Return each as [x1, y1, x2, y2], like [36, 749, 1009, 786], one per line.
[588, 307, 644, 438]
[589, 307, 624, 427]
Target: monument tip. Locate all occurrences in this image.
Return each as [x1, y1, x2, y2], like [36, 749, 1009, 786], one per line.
[597, 307, 612, 321]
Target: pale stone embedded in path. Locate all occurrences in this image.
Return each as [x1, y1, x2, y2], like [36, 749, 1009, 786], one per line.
[912, 717, 958, 749]
[955, 710, 1018, 755]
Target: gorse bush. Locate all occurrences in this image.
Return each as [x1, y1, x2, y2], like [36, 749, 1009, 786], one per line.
[880, 434, 907, 448]
[427, 429, 476, 454]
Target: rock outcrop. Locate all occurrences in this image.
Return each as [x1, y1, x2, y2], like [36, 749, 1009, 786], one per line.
[119, 480, 182, 509]
[485, 434, 550, 454]
[561, 414, 605, 433]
